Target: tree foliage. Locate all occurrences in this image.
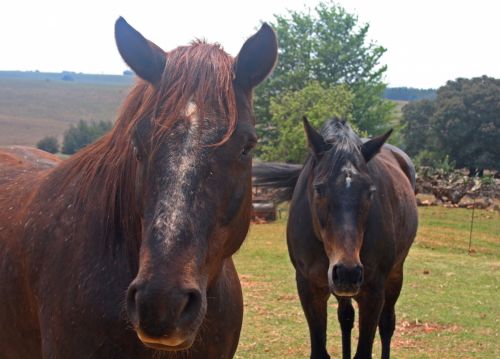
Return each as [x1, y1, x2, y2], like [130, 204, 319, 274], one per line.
[432, 76, 500, 171]
[254, 0, 393, 157]
[36, 136, 59, 154]
[400, 99, 436, 157]
[400, 76, 500, 172]
[260, 81, 354, 163]
[62, 120, 112, 154]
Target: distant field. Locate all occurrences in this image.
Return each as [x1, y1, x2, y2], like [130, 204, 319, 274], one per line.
[394, 99, 409, 113]
[0, 71, 415, 147]
[0, 72, 133, 146]
[234, 207, 499, 358]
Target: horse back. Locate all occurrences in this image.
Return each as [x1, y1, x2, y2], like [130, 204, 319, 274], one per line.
[0, 146, 60, 239]
[382, 143, 416, 192]
[0, 146, 60, 173]
[0, 146, 61, 231]
[0, 146, 61, 358]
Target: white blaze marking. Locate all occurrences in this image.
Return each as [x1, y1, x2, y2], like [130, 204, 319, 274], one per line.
[346, 176, 352, 188]
[154, 101, 201, 249]
[342, 162, 357, 189]
[184, 101, 198, 121]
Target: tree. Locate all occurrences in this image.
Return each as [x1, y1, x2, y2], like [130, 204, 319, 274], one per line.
[400, 99, 436, 157]
[254, 0, 393, 154]
[62, 120, 113, 154]
[36, 136, 59, 154]
[432, 76, 500, 172]
[260, 81, 354, 163]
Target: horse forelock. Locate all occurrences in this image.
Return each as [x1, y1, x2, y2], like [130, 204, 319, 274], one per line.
[320, 118, 361, 148]
[316, 119, 364, 180]
[150, 41, 237, 146]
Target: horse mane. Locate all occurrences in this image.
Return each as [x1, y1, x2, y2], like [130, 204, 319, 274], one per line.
[51, 41, 237, 259]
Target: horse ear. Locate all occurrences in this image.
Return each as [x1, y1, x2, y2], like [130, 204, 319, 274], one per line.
[303, 117, 329, 157]
[234, 23, 278, 90]
[115, 17, 166, 84]
[360, 129, 393, 162]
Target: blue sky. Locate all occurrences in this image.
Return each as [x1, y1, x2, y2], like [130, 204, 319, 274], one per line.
[1, 0, 499, 88]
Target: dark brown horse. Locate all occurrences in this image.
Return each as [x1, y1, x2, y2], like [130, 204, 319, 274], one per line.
[0, 18, 277, 358]
[253, 118, 418, 359]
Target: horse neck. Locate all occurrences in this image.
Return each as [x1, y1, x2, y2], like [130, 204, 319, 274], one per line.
[53, 131, 142, 265]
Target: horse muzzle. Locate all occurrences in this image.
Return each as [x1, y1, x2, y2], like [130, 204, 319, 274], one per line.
[328, 262, 364, 297]
[126, 279, 206, 351]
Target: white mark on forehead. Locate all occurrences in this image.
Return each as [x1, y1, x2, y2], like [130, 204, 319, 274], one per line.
[342, 162, 357, 189]
[154, 101, 202, 249]
[184, 101, 198, 122]
[345, 176, 352, 188]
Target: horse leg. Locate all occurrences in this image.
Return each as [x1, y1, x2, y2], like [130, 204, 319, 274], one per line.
[378, 271, 403, 359]
[296, 271, 331, 359]
[337, 297, 354, 359]
[353, 288, 384, 359]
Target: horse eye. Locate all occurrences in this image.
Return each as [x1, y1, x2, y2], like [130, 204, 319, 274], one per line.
[369, 186, 376, 198]
[313, 184, 326, 197]
[240, 142, 255, 160]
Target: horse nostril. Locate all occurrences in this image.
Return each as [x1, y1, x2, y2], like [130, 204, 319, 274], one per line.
[125, 282, 204, 339]
[178, 289, 202, 326]
[126, 283, 139, 324]
[354, 265, 364, 285]
[332, 264, 363, 286]
[332, 264, 341, 284]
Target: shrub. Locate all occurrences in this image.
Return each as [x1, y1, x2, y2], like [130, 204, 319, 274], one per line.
[62, 120, 112, 154]
[36, 136, 59, 154]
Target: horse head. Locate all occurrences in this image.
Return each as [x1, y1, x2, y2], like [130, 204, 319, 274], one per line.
[303, 117, 391, 297]
[114, 17, 277, 350]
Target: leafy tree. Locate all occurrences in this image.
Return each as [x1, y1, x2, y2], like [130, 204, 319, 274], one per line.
[36, 136, 59, 154]
[400, 99, 436, 157]
[62, 120, 112, 154]
[260, 81, 354, 163]
[255, 0, 393, 154]
[432, 76, 500, 172]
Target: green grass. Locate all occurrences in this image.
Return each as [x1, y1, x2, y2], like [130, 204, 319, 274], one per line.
[234, 207, 500, 358]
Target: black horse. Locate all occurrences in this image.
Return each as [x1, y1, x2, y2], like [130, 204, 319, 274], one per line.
[253, 118, 418, 359]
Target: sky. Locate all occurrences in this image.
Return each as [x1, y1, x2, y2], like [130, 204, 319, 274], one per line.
[1, 0, 499, 89]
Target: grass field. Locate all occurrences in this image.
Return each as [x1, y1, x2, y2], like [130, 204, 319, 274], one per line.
[233, 206, 499, 358]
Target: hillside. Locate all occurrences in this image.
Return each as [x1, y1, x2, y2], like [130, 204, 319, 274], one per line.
[384, 86, 436, 101]
[0, 71, 426, 147]
[0, 71, 133, 146]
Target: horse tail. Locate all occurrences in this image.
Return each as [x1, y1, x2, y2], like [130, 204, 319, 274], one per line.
[252, 162, 303, 203]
